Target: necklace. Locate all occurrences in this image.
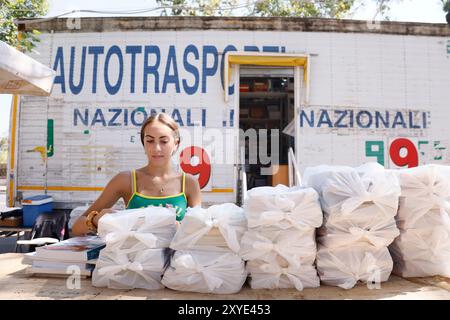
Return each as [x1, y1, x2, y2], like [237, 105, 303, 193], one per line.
[150, 176, 165, 195]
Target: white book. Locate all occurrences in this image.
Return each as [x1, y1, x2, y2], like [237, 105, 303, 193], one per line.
[25, 266, 93, 277]
[22, 252, 97, 265]
[33, 260, 95, 269]
[35, 236, 105, 262]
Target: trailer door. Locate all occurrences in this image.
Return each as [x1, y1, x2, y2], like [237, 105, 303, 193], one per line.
[223, 52, 310, 199]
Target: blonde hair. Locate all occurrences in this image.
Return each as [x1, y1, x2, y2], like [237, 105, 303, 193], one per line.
[140, 113, 180, 146]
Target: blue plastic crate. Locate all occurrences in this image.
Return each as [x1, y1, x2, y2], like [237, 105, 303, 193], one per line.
[22, 195, 53, 227]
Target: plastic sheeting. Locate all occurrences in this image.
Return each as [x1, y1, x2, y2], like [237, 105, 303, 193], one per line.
[161, 250, 247, 294]
[303, 163, 400, 224]
[97, 207, 177, 253]
[303, 163, 400, 248]
[170, 203, 247, 253]
[240, 185, 320, 291]
[247, 260, 319, 290]
[390, 165, 450, 277]
[239, 229, 317, 268]
[390, 227, 450, 277]
[316, 244, 393, 289]
[93, 207, 177, 290]
[304, 163, 399, 288]
[317, 217, 399, 249]
[244, 185, 323, 230]
[92, 249, 169, 290]
[395, 165, 450, 229]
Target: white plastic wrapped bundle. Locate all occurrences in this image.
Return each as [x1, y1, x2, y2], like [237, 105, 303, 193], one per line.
[316, 244, 393, 289]
[241, 185, 321, 291]
[303, 163, 399, 287]
[161, 250, 247, 294]
[396, 164, 450, 199]
[97, 207, 177, 252]
[247, 259, 319, 290]
[92, 249, 168, 290]
[244, 185, 323, 230]
[239, 229, 317, 267]
[396, 165, 450, 229]
[170, 203, 247, 253]
[397, 204, 450, 230]
[317, 217, 400, 249]
[390, 227, 450, 277]
[303, 163, 400, 225]
[390, 165, 450, 277]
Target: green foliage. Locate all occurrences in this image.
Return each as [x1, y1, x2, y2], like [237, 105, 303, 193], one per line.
[0, 0, 48, 52]
[0, 137, 8, 164]
[156, 0, 238, 16]
[252, 0, 355, 18]
[155, 0, 402, 19]
[442, 0, 450, 12]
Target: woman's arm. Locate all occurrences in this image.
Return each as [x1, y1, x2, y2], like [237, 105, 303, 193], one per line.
[71, 172, 130, 236]
[185, 173, 202, 208]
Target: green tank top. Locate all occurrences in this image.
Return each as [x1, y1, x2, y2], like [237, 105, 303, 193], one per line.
[126, 170, 188, 221]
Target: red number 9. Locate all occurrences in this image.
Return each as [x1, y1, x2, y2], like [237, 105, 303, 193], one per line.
[179, 146, 211, 189]
[389, 138, 418, 168]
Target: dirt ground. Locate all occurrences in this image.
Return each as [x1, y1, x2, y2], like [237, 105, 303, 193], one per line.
[0, 253, 449, 300]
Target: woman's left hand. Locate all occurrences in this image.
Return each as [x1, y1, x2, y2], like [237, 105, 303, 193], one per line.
[94, 208, 117, 227]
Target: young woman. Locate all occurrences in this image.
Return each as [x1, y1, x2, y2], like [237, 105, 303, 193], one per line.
[72, 113, 201, 236]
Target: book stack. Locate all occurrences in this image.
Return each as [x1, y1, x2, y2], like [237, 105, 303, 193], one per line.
[92, 207, 177, 290]
[162, 203, 248, 294]
[22, 236, 106, 278]
[390, 165, 450, 277]
[239, 185, 323, 291]
[304, 163, 400, 289]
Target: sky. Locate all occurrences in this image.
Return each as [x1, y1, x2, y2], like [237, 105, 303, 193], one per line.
[0, 0, 447, 138]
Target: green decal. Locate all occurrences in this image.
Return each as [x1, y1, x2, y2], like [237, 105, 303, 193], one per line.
[84, 130, 90, 134]
[365, 141, 384, 166]
[47, 119, 54, 157]
[433, 141, 446, 161]
[418, 140, 429, 156]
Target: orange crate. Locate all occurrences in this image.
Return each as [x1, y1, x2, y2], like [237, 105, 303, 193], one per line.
[253, 81, 268, 92]
[0, 216, 23, 227]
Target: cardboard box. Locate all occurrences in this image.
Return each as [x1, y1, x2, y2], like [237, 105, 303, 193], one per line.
[250, 106, 266, 118]
[253, 81, 268, 92]
[271, 165, 289, 186]
[0, 216, 23, 227]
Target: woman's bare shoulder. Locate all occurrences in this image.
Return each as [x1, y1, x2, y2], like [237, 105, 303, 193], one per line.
[108, 171, 132, 191]
[183, 173, 201, 206]
[114, 170, 133, 181]
[183, 173, 200, 191]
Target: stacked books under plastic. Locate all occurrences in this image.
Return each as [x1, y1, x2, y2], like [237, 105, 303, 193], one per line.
[22, 236, 106, 278]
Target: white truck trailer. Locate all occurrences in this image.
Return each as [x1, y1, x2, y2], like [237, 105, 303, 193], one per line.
[6, 17, 450, 210]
